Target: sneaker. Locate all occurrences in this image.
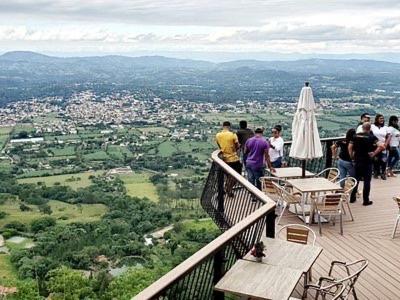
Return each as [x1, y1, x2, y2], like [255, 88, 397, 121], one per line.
[363, 201, 373, 206]
[381, 174, 387, 180]
[373, 174, 379, 179]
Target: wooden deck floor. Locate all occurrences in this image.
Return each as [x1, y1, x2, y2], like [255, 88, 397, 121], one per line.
[270, 176, 400, 300]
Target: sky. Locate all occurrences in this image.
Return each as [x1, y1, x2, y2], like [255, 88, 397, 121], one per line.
[1, 0, 400, 57]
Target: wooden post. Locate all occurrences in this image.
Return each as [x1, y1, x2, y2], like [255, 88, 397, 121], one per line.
[325, 140, 333, 170]
[213, 249, 225, 300]
[302, 160, 306, 178]
[266, 211, 276, 238]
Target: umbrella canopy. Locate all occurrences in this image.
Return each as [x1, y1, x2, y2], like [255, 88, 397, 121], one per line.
[289, 85, 323, 160]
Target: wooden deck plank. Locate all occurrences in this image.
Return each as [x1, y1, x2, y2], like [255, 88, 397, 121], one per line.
[274, 176, 400, 300]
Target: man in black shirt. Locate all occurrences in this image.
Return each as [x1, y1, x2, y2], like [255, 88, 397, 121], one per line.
[349, 123, 385, 205]
[236, 120, 254, 165]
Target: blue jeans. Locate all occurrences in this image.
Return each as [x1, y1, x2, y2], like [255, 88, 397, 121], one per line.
[246, 166, 265, 190]
[337, 159, 355, 187]
[388, 147, 400, 170]
[271, 157, 282, 168]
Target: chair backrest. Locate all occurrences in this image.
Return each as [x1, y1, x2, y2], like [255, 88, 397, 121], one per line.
[260, 177, 280, 196]
[273, 182, 301, 205]
[317, 168, 340, 182]
[277, 224, 317, 246]
[337, 177, 357, 195]
[329, 259, 368, 299]
[318, 193, 343, 212]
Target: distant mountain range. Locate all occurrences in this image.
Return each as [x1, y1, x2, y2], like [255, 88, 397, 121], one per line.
[1, 51, 400, 105]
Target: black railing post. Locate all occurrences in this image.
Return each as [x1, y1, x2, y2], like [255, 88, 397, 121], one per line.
[213, 249, 225, 300]
[325, 140, 333, 169]
[266, 211, 276, 238]
[217, 166, 224, 213]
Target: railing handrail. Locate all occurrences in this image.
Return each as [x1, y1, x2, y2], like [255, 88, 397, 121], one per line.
[133, 204, 275, 300]
[284, 136, 345, 145]
[133, 151, 276, 300]
[211, 150, 274, 205]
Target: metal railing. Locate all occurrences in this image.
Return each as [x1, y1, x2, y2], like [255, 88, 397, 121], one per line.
[283, 136, 343, 173]
[133, 151, 276, 300]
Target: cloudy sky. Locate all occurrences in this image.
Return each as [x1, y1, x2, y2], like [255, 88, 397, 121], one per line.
[1, 0, 400, 56]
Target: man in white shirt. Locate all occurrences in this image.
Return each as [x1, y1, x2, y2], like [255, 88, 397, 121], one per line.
[356, 113, 371, 133]
[269, 125, 284, 168]
[371, 114, 390, 179]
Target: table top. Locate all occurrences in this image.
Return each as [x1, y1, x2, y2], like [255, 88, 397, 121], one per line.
[267, 167, 315, 179]
[244, 238, 323, 273]
[287, 177, 343, 193]
[215, 259, 303, 300]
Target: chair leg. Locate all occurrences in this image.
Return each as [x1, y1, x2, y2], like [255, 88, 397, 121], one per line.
[353, 287, 358, 300]
[346, 201, 354, 221]
[276, 203, 287, 225]
[302, 272, 308, 299]
[341, 202, 346, 215]
[308, 268, 312, 281]
[340, 213, 343, 235]
[392, 216, 400, 239]
[318, 213, 322, 236]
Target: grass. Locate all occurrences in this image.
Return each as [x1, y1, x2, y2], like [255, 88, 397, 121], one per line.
[47, 146, 76, 156]
[18, 171, 104, 190]
[138, 127, 170, 134]
[158, 141, 177, 157]
[119, 172, 159, 202]
[0, 255, 16, 283]
[0, 199, 108, 228]
[83, 151, 110, 161]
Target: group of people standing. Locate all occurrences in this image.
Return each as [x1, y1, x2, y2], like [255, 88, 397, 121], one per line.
[333, 113, 400, 206]
[215, 120, 284, 194]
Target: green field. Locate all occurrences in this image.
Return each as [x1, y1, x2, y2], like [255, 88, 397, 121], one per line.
[83, 151, 110, 161]
[18, 171, 104, 189]
[0, 255, 16, 283]
[119, 172, 159, 202]
[0, 127, 12, 149]
[158, 141, 177, 157]
[0, 199, 108, 228]
[138, 127, 170, 134]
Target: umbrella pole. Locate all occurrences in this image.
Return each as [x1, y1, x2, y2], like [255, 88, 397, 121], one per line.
[302, 160, 306, 178]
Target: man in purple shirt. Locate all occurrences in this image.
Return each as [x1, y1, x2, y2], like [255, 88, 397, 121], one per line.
[245, 127, 275, 189]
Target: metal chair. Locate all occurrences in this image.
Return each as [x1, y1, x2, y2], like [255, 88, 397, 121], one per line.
[289, 281, 345, 300]
[278, 224, 317, 298]
[259, 176, 281, 202]
[316, 168, 340, 182]
[277, 224, 317, 246]
[274, 182, 304, 225]
[336, 177, 357, 221]
[315, 193, 344, 235]
[392, 197, 400, 239]
[326, 259, 369, 300]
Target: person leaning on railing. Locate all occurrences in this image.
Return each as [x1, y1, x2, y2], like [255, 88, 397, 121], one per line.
[215, 121, 242, 197]
[348, 122, 386, 206]
[269, 125, 284, 168]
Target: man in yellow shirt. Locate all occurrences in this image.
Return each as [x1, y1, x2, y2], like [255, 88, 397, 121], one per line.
[216, 121, 242, 197]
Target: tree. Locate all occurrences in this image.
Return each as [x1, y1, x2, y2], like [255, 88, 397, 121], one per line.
[8, 280, 43, 300]
[30, 217, 56, 233]
[46, 266, 95, 300]
[38, 204, 52, 215]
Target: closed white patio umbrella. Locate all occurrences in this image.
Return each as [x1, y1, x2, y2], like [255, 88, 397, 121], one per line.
[289, 82, 323, 177]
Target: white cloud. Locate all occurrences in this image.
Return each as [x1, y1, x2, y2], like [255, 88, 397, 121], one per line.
[1, 1, 400, 53]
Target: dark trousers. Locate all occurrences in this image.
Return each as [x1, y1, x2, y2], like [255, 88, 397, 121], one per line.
[246, 166, 265, 190]
[373, 152, 387, 176]
[351, 162, 372, 204]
